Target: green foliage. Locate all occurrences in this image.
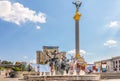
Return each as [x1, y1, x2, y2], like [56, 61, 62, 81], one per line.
[12, 67, 21, 71]
[1, 60, 13, 64]
[40, 61, 44, 64]
[15, 62, 27, 71]
[21, 64, 26, 71]
[0, 67, 5, 71]
[26, 64, 32, 72]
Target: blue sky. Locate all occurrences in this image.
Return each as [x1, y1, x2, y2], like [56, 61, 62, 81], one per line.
[0, 0, 120, 63]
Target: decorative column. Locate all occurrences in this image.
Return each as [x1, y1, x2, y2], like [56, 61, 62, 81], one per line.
[74, 12, 82, 59]
[73, 0, 86, 64]
[73, 0, 82, 59]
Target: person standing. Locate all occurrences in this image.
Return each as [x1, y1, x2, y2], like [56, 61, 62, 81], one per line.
[5, 72, 7, 77]
[50, 63, 54, 76]
[69, 61, 74, 75]
[0, 70, 1, 75]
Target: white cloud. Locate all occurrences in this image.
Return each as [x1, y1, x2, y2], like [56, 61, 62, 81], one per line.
[104, 40, 117, 48]
[67, 49, 75, 55]
[0, 1, 46, 25]
[80, 49, 86, 54]
[67, 49, 86, 55]
[36, 25, 41, 30]
[23, 56, 28, 59]
[108, 21, 119, 28]
[30, 59, 36, 64]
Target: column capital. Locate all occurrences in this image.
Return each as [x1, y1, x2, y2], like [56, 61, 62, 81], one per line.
[74, 12, 82, 21]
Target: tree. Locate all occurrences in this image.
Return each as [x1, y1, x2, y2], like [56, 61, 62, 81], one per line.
[15, 62, 27, 71]
[21, 64, 26, 71]
[1, 60, 13, 64]
[27, 64, 32, 72]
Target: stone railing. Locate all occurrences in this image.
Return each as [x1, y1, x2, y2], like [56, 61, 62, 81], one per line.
[25, 75, 100, 81]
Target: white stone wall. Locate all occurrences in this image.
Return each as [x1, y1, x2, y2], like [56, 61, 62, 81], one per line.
[94, 56, 120, 72]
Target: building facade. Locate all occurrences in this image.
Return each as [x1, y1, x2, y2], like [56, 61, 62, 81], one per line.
[94, 56, 120, 72]
[36, 46, 66, 64]
[112, 56, 120, 72]
[36, 51, 43, 64]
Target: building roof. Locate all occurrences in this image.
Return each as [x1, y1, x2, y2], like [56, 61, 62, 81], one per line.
[112, 56, 120, 59]
[94, 56, 120, 64]
[43, 46, 59, 49]
[94, 58, 111, 64]
[36, 51, 42, 53]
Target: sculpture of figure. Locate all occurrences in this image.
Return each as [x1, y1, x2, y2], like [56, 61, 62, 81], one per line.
[73, 0, 82, 12]
[75, 60, 81, 75]
[45, 51, 70, 75]
[69, 61, 74, 75]
[65, 59, 70, 75]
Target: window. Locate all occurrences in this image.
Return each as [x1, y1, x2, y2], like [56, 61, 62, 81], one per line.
[113, 61, 115, 68]
[119, 60, 120, 67]
[116, 60, 118, 68]
[116, 61, 117, 64]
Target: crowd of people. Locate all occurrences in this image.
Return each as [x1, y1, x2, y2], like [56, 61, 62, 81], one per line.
[44, 50, 89, 75]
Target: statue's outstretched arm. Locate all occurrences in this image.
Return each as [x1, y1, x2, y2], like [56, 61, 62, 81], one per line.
[79, 2, 82, 7]
[72, 2, 76, 5]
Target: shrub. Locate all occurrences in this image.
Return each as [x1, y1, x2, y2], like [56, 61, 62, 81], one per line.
[12, 67, 21, 71]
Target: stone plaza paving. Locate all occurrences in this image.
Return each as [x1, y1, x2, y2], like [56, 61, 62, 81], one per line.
[0, 71, 120, 81]
[0, 71, 25, 81]
[0, 75, 19, 81]
[101, 79, 120, 81]
[0, 75, 120, 81]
